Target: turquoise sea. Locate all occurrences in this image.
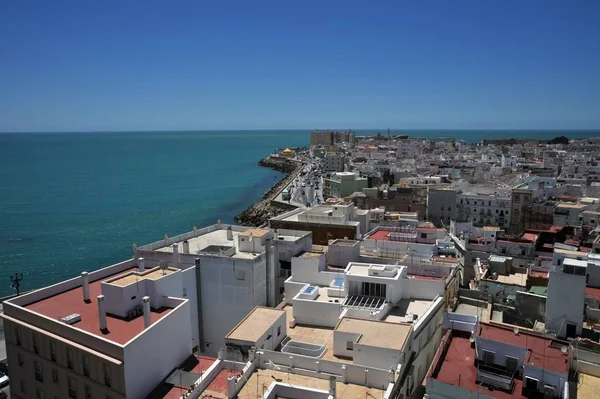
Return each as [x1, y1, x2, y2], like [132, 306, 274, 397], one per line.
[1, 129, 599, 296]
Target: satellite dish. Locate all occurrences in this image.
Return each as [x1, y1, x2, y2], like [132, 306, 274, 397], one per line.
[159, 260, 169, 275]
[469, 335, 475, 343]
[513, 327, 520, 335]
[561, 346, 568, 354]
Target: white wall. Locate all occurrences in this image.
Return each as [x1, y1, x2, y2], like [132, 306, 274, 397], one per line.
[522, 364, 568, 396]
[546, 268, 586, 337]
[292, 299, 344, 327]
[353, 343, 403, 371]
[200, 255, 265, 356]
[226, 311, 287, 351]
[123, 298, 193, 399]
[181, 267, 200, 348]
[333, 330, 361, 358]
[291, 255, 345, 287]
[404, 278, 445, 300]
[284, 278, 307, 305]
[327, 243, 360, 268]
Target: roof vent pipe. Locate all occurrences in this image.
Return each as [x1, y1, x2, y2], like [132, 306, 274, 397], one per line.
[329, 376, 336, 398]
[81, 272, 90, 302]
[142, 296, 151, 328]
[227, 226, 233, 241]
[97, 295, 107, 331]
[138, 257, 145, 273]
[183, 240, 190, 254]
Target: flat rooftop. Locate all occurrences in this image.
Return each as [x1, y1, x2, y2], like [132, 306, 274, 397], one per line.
[226, 307, 285, 343]
[335, 317, 411, 351]
[237, 369, 385, 399]
[381, 299, 433, 324]
[283, 305, 349, 363]
[151, 355, 217, 399]
[432, 331, 525, 399]
[25, 268, 174, 345]
[489, 272, 527, 286]
[578, 372, 600, 399]
[155, 229, 260, 259]
[105, 267, 178, 287]
[297, 251, 323, 259]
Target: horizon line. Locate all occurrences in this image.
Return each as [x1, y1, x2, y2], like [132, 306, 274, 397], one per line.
[2, 128, 600, 134]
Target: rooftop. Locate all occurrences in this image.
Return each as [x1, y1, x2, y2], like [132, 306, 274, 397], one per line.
[578, 373, 600, 399]
[240, 228, 271, 237]
[155, 228, 262, 259]
[226, 307, 285, 343]
[150, 355, 217, 399]
[237, 369, 385, 399]
[105, 267, 178, 287]
[335, 317, 411, 351]
[432, 331, 524, 399]
[381, 300, 434, 323]
[297, 251, 324, 259]
[25, 267, 174, 345]
[479, 324, 570, 373]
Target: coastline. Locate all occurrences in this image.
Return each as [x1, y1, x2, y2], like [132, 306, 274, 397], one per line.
[234, 156, 304, 227]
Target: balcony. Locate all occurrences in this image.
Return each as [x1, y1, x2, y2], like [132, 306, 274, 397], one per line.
[476, 364, 515, 392]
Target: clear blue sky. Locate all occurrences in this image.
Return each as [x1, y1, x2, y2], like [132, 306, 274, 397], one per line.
[1, 1, 599, 132]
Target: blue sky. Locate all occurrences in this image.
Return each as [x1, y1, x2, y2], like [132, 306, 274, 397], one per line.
[1, 1, 599, 132]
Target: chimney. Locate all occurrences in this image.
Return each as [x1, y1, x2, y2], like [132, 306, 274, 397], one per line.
[81, 272, 90, 302]
[227, 375, 237, 399]
[183, 240, 190, 254]
[97, 295, 107, 331]
[226, 226, 233, 240]
[138, 257, 145, 273]
[329, 376, 336, 398]
[142, 296, 151, 328]
[172, 244, 179, 267]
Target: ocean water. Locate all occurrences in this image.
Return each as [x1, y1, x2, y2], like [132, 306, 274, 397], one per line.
[1, 129, 599, 296]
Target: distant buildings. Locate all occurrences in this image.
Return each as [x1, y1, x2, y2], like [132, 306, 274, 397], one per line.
[310, 130, 356, 147]
[323, 171, 368, 198]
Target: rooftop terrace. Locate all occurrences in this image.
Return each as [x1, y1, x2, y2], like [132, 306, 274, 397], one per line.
[238, 369, 385, 399]
[226, 307, 285, 343]
[25, 267, 174, 345]
[335, 317, 411, 351]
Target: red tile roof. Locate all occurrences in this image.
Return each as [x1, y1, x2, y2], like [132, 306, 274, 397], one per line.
[25, 267, 173, 345]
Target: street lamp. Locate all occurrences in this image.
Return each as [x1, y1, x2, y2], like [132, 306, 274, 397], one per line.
[10, 272, 24, 296]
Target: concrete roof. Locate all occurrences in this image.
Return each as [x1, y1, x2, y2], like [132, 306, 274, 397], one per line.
[226, 307, 285, 343]
[335, 317, 411, 351]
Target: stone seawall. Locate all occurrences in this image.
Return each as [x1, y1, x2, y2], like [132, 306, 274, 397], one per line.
[234, 156, 304, 227]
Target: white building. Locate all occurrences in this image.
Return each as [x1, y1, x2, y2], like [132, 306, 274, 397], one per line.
[324, 171, 368, 198]
[546, 249, 588, 338]
[323, 152, 345, 172]
[136, 224, 311, 356]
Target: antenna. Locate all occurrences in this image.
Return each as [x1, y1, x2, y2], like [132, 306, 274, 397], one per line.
[159, 260, 169, 275]
[10, 273, 24, 296]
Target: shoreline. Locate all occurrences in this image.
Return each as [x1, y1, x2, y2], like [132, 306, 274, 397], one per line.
[234, 156, 305, 227]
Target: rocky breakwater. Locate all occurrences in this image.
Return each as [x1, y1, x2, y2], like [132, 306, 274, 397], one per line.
[235, 156, 304, 227]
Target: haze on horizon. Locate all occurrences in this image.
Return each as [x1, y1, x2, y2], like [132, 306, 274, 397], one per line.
[1, 1, 599, 133]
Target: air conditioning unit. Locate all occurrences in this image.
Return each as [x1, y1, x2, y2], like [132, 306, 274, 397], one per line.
[61, 313, 81, 325]
[128, 310, 137, 319]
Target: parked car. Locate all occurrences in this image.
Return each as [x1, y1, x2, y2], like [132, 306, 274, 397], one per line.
[0, 371, 8, 388]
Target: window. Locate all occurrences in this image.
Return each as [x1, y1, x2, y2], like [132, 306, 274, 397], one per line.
[420, 233, 427, 239]
[50, 340, 57, 362]
[346, 341, 354, 350]
[18, 352, 24, 367]
[103, 363, 112, 387]
[34, 360, 43, 382]
[482, 350, 495, 366]
[67, 347, 74, 369]
[85, 384, 92, 399]
[448, 207, 451, 211]
[15, 326, 22, 346]
[235, 269, 246, 281]
[36, 387, 45, 399]
[182, 287, 187, 297]
[68, 376, 77, 399]
[83, 354, 90, 377]
[277, 326, 281, 336]
[20, 379, 26, 394]
[52, 368, 59, 384]
[506, 356, 519, 372]
[525, 376, 539, 391]
[33, 332, 40, 354]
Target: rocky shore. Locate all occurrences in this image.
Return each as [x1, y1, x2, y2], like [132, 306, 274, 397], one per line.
[234, 156, 304, 227]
